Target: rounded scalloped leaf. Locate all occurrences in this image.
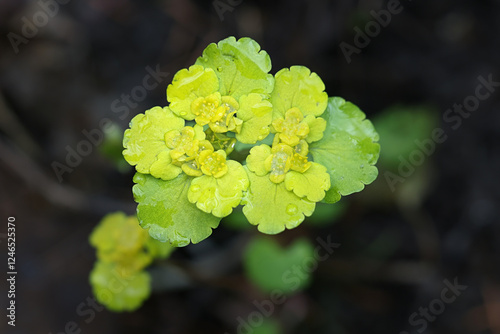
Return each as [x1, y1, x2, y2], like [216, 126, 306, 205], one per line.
[148, 150, 183, 181]
[246, 144, 272, 176]
[188, 160, 249, 218]
[242, 167, 315, 234]
[310, 97, 380, 203]
[123, 106, 184, 179]
[90, 261, 151, 312]
[236, 93, 273, 144]
[284, 162, 331, 202]
[166, 65, 219, 120]
[270, 66, 328, 119]
[304, 115, 327, 143]
[195, 36, 274, 100]
[244, 237, 315, 294]
[133, 173, 221, 247]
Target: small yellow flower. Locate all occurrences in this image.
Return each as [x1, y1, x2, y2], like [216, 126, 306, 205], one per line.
[272, 107, 310, 146]
[191, 93, 243, 133]
[164, 126, 201, 162]
[289, 152, 312, 173]
[191, 93, 226, 125]
[264, 144, 294, 183]
[197, 149, 228, 178]
[294, 139, 309, 156]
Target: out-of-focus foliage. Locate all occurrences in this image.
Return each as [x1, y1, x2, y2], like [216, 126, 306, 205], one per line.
[89, 212, 174, 312]
[244, 236, 315, 294]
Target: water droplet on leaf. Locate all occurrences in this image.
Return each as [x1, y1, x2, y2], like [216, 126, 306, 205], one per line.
[286, 204, 298, 215]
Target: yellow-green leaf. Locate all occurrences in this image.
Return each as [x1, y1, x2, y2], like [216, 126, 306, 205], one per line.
[242, 167, 315, 234]
[310, 97, 380, 203]
[304, 115, 327, 143]
[123, 106, 184, 179]
[133, 173, 221, 247]
[167, 65, 219, 120]
[195, 36, 274, 100]
[246, 144, 272, 176]
[270, 66, 328, 119]
[89, 212, 152, 271]
[90, 261, 151, 312]
[188, 161, 249, 218]
[284, 162, 331, 202]
[236, 93, 273, 144]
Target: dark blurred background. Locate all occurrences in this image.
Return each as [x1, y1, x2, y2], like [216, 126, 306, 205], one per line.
[1, 0, 499, 333]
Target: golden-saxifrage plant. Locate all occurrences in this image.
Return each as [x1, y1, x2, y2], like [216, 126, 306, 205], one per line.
[120, 36, 380, 247]
[88, 36, 380, 312]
